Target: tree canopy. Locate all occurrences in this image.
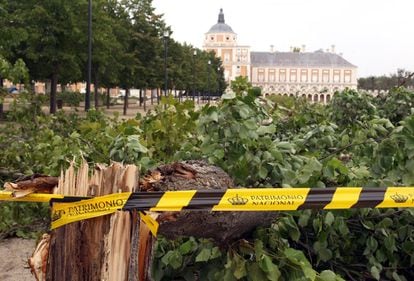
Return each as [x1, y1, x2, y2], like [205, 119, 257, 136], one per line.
[0, 0, 226, 112]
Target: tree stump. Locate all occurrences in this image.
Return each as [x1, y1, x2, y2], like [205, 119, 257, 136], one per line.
[45, 161, 138, 281]
[40, 160, 276, 281]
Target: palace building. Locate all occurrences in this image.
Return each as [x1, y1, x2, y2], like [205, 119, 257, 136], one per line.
[203, 9, 357, 103]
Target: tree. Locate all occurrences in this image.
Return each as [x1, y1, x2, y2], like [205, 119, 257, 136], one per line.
[4, 0, 86, 113]
[0, 56, 11, 88]
[86, 0, 124, 108]
[358, 69, 414, 91]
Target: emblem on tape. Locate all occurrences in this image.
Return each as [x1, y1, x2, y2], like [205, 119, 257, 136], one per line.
[228, 194, 249, 205]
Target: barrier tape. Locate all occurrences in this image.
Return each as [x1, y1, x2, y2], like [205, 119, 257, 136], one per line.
[2, 188, 414, 230]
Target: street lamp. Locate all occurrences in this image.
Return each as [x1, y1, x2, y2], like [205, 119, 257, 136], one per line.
[217, 67, 221, 96]
[207, 60, 211, 103]
[85, 0, 92, 111]
[163, 30, 169, 98]
[192, 50, 197, 102]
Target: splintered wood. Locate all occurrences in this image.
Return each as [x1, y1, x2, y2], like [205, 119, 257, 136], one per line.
[4, 175, 58, 198]
[45, 161, 138, 281]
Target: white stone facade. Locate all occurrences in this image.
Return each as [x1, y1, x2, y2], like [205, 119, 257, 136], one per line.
[203, 9, 358, 102]
[251, 65, 357, 103]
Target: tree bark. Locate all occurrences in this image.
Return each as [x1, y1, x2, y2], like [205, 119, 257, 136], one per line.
[4, 175, 58, 197]
[94, 70, 99, 109]
[46, 162, 138, 281]
[143, 88, 146, 112]
[140, 160, 276, 243]
[106, 87, 110, 109]
[151, 89, 154, 105]
[50, 72, 57, 114]
[123, 88, 129, 115]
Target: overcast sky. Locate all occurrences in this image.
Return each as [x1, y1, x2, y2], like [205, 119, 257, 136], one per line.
[152, 0, 414, 77]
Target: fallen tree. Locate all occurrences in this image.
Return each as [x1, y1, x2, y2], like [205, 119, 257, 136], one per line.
[26, 161, 276, 281]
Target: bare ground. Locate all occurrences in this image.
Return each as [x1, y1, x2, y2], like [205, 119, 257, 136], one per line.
[0, 238, 36, 281]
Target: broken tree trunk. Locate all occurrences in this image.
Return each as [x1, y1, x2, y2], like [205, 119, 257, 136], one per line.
[141, 160, 276, 243]
[4, 174, 58, 198]
[40, 160, 275, 281]
[45, 161, 138, 281]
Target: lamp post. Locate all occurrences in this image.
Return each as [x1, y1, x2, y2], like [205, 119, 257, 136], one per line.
[192, 50, 197, 102]
[85, 0, 92, 111]
[217, 67, 221, 97]
[163, 31, 168, 98]
[207, 60, 211, 104]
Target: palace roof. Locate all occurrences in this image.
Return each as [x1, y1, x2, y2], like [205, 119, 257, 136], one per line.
[206, 8, 235, 34]
[251, 51, 356, 68]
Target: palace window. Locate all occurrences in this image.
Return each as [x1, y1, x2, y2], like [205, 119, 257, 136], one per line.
[258, 69, 265, 82]
[344, 70, 352, 83]
[279, 69, 286, 82]
[333, 70, 341, 83]
[224, 53, 230, 62]
[322, 70, 330, 83]
[311, 69, 319, 82]
[289, 69, 297, 82]
[300, 69, 308, 82]
[269, 69, 275, 82]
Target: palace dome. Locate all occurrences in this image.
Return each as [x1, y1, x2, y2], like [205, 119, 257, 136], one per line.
[207, 9, 235, 34]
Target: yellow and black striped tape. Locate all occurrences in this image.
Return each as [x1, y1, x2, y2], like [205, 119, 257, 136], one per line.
[121, 187, 414, 211]
[2, 188, 414, 230]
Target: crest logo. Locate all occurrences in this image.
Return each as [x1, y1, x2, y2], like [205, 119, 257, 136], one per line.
[390, 193, 408, 203]
[228, 194, 248, 205]
[51, 210, 66, 222]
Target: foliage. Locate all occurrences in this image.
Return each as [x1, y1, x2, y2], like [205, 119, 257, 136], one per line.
[0, 0, 225, 113]
[374, 87, 414, 124]
[140, 95, 199, 162]
[152, 233, 345, 281]
[55, 91, 83, 107]
[1, 88, 414, 279]
[358, 69, 414, 91]
[0, 56, 29, 86]
[328, 89, 377, 127]
[0, 202, 50, 239]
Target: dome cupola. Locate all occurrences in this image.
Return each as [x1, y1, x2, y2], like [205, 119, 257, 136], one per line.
[207, 8, 235, 34]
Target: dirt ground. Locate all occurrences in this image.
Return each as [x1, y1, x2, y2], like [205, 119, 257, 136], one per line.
[0, 238, 36, 281]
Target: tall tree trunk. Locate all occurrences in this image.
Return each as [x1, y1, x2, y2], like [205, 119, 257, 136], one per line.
[0, 77, 4, 88]
[139, 89, 143, 107]
[151, 89, 154, 105]
[156, 88, 160, 104]
[94, 71, 99, 109]
[143, 88, 146, 111]
[50, 73, 57, 114]
[123, 88, 129, 115]
[106, 87, 110, 109]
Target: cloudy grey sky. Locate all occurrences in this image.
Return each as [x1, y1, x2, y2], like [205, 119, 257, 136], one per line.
[152, 0, 414, 77]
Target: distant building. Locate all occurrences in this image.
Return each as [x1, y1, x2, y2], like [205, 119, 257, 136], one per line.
[203, 9, 251, 83]
[204, 9, 358, 103]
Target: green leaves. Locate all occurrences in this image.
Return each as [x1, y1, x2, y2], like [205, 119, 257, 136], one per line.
[161, 250, 183, 270]
[258, 255, 281, 281]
